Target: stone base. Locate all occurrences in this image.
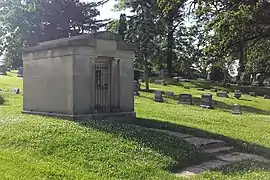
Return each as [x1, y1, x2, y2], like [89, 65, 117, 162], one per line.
[200, 105, 213, 109]
[179, 102, 193, 105]
[22, 110, 136, 121]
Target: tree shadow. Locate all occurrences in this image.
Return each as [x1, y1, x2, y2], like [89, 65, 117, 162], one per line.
[122, 117, 270, 159]
[77, 119, 213, 172]
[77, 117, 270, 175]
[212, 160, 270, 175]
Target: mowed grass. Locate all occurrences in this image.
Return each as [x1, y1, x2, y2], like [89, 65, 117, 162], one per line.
[0, 73, 206, 179]
[1, 73, 270, 179]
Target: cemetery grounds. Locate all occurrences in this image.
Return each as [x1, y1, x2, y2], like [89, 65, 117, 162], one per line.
[0, 72, 270, 179]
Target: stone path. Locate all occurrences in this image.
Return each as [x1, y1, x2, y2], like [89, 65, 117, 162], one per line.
[155, 129, 269, 177]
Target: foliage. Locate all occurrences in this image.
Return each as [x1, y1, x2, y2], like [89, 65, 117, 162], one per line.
[0, 0, 108, 68]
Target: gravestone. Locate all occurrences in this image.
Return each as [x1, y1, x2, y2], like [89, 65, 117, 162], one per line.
[231, 104, 242, 115]
[154, 91, 164, 102]
[249, 92, 256, 97]
[234, 90, 242, 99]
[198, 88, 205, 91]
[160, 69, 168, 79]
[154, 79, 163, 85]
[165, 91, 174, 97]
[12, 88, 20, 94]
[200, 94, 213, 109]
[264, 95, 270, 99]
[17, 67, 23, 77]
[217, 91, 229, 98]
[179, 94, 193, 105]
[210, 89, 217, 92]
[0, 65, 7, 75]
[133, 80, 140, 96]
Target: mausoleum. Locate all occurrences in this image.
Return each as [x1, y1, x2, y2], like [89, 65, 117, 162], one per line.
[22, 31, 136, 120]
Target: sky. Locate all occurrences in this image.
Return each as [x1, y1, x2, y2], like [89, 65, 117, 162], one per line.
[92, 0, 130, 20]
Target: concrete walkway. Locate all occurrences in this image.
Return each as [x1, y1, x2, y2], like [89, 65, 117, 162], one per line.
[153, 129, 269, 177]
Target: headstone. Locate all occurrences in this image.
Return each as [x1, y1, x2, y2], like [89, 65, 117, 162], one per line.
[184, 86, 190, 89]
[133, 80, 140, 96]
[217, 91, 229, 98]
[154, 79, 163, 85]
[12, 88, 20, 94]
[234, 90, 242, 99]
[17, 67, 23, 77]
[210, 89, 217, 92]
[165, 91, 174, 97]
[154, 91, 164, 102]
[200, 94, 213, 109]
[160, 69, 168, 79]
[0, 65, 7, 75]
[179, 94, 193, 105]
[198, 88, 205, 91]
[249, 92, 256, 97]
[207, 72, 211, 80]
[264, 95, 270, 99]
[231, 104, 242, 115]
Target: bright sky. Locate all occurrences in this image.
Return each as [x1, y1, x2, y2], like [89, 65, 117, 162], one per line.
[91, 0, 130, 20]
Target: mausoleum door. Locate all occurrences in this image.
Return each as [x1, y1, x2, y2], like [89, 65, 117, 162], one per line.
[94, 58, 111, 113]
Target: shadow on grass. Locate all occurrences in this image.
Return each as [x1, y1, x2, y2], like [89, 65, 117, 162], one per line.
[121, 118, 270, 160]
[213, 160, 270, 175]
[78, 119, 213, 172]
[77, 117, 270, 175]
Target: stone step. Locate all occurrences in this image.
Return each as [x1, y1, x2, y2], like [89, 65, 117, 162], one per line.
[176, 160, 231, 177]
[203, 146, 235, 154]
[157, 130, 193, 138]
[217, 152, 269, 163]
[183, 137, 225, 149]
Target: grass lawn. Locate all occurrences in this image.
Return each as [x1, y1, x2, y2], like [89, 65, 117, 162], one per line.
[1, 72, 270, 179]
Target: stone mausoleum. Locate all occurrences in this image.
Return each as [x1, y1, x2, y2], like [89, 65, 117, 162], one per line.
[22, 31, 136, 120]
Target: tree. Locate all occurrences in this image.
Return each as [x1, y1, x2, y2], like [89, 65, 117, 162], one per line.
[0, 0, 108, 68]
[118, 14, 127, 40]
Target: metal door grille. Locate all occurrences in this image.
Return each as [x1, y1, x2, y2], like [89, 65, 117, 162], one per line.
[95, 60, 111, 113]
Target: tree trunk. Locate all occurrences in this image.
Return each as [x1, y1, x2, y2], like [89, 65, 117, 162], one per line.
[144, 55, 149, 91]
[237, 43, 245, 83]
[166, 18, 174, 78]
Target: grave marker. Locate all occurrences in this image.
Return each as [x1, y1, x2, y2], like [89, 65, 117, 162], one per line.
[198, 88, 205, 91]
[17, 67, 23, 77]
[217, 91, 229, 98]
[154, 79, 163, 85]
[249, 92, 256, 97]
[232, 104, 242, 115]
[264, 95, 270, 99]
[12, 88, 20, 94]
[133, 80, 140, 96]
[200, 94, 213, 109]
[179, 94, 193, 105]
[154, 91, 164, 102]
[234, 90, 241, 99]
[165, 91, 174, 97]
